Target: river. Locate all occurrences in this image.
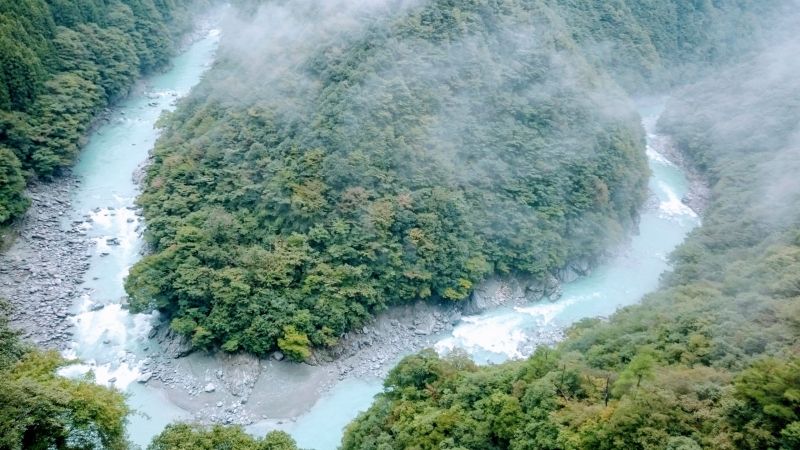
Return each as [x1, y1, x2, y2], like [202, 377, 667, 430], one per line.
[55, 28, 221, 445]
[42, 24, 698, 450]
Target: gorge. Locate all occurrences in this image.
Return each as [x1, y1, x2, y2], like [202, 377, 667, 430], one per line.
[1, 1, 798, 449]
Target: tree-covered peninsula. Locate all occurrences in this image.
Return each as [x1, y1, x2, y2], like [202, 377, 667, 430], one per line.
[125, 0, 781, 359]
[124, 0, 698, 359]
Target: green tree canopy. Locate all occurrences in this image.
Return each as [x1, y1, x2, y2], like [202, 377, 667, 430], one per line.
[149, 424, 299, 450]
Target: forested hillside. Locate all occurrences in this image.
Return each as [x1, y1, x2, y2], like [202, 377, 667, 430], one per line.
[126, 0, 650, 359]
[0, 0, 795, 449]
[341, 24, 800, 450]
[551, 0, 776, 91]
[124, 0, 781, 360]
[0, 0, 207, 226]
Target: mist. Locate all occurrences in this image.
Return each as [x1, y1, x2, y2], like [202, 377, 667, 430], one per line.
[198, 0, 652, 258]
[4, 0, 800, 448]
[204, 0, 420, 116]
[660, 24, 800, 230]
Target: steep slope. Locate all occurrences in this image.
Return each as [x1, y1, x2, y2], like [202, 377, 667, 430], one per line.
[0, 0, 207, 227]
[341, 18, 800, 450]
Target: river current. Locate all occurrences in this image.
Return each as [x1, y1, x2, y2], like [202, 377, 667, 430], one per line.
[51, 28, 698, 450]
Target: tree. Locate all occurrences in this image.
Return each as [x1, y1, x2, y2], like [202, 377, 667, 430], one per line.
[148, 424, 299, 450]
[0, 0, 203, 222]
[277, 326, 311, 362]
[612, 350, 656, 397]
[0, 351, 130, 450]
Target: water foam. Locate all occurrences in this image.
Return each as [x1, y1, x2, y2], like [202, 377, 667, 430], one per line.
[58, 359, 142, 389]
[646, 144, 675, 166]
[657, 180, 697, 219]
[514, 297, 575, 325]
[436, 313, 528, 359]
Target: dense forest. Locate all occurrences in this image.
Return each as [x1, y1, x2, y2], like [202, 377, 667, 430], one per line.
[0, 1, 303, 448]
[341, 20, 800, 450]
[124, 0, 781, 360]
[1, 0, 797, 448]
[0, 0, 208, 227]
[125, 0, 648, 359]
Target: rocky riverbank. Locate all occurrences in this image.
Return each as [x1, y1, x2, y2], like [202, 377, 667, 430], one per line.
[0, 167, 665, 429]
[0, 175, 91, 349]
[0, 10, 223, 348]
[0, 125, 667, 432]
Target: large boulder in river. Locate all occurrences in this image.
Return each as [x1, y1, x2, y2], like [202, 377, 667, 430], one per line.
[463, 277, 514, 314]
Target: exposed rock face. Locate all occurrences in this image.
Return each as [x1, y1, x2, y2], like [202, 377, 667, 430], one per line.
[556, 259, 593, 284]
[154, 324, 193, 358]
[462, 267, 583, 315]
[311, 299, 462, 375]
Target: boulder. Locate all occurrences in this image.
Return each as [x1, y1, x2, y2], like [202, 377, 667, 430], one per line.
[155, 325, 193, 358]
[137, 372, 153, 383]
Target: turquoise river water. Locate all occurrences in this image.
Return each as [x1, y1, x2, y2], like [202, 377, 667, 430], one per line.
[55, 28, 699, 450]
